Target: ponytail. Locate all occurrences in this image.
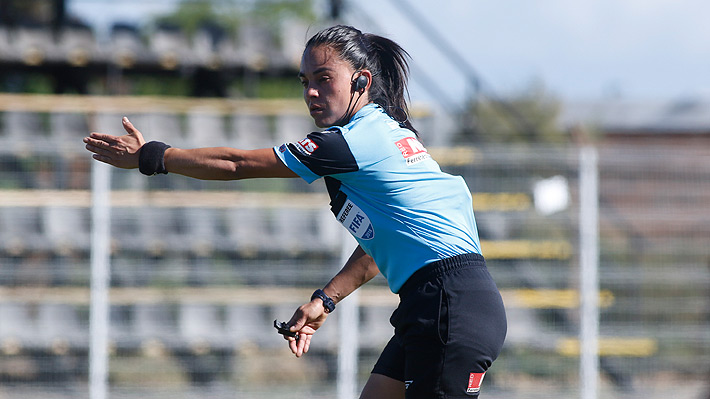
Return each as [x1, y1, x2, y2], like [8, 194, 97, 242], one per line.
[305, 25, 417, 135]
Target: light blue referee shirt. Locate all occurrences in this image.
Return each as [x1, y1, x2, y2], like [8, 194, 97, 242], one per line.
[274, 104, 481, 293]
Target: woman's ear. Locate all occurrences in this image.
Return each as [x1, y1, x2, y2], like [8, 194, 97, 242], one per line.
[352, 70, 373, 93]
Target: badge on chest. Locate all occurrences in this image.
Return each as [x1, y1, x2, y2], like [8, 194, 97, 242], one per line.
[336, 199, 374, 240]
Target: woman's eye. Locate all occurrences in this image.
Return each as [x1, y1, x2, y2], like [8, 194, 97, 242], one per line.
[300, 80, 308, 87]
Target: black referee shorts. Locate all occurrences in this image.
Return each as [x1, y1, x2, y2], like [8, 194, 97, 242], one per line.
[372, 253, 507, 398]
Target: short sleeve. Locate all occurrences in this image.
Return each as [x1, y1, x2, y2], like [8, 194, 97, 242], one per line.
[273, 129, 359, 183]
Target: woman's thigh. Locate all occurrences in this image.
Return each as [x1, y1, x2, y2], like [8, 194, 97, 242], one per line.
[360, 373, 405, 399]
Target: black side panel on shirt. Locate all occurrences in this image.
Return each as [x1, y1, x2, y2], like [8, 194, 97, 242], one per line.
[324, 176, 348, 216]
[287, 130, 358, 177]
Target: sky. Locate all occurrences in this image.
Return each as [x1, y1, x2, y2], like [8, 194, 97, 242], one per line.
[68, 0, 710, 107]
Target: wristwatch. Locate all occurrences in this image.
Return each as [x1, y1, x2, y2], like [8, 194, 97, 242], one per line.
[311, 289, 336, 313]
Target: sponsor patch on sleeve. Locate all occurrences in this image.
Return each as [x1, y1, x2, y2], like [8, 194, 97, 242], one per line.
[395, 137, 430, 165]
[293, 137, 319, 156]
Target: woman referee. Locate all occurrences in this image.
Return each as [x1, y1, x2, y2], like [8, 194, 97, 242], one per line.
[84, 25, 506, 399]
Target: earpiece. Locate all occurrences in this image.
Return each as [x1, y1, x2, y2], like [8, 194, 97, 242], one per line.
[341, 71, 369, 124]
[353, 74, 369, 92]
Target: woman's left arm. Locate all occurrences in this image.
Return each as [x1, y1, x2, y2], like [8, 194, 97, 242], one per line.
[285, 245, 380, 357]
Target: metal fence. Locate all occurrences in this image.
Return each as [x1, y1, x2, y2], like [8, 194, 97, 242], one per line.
[0, 95, 708, 399]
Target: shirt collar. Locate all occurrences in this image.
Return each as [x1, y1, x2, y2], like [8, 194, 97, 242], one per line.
[347, 103, 382, 124]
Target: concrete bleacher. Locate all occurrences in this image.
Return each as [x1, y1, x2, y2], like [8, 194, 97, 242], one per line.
[0, 177, 668, 377]
[186, 107, 229, 148]
[275, 114, 319, 145]
[0, 285, 655, 360]
[43, 205, 91, 255]
[0, 207, 38, 255]
[0, 190, 667, 385]
[48, 112, 90, 153]
[231, 113, 274, 150]
[0, 303, 34, 352]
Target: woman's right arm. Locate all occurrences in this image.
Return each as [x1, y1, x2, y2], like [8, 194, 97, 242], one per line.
[83, 117, 297, 180]
[163, 146, 296, 180]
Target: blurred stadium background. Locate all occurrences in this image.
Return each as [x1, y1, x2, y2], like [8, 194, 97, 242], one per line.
[0, 1, 708, 398]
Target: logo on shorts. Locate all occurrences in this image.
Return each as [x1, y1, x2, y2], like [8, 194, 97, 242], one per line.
[404, 380, 413, 390]
[466, 372, 485, 394]
[395, 137, 430, 165]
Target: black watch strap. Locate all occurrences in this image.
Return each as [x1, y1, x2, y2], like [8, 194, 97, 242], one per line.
[311, 289, 336, 313]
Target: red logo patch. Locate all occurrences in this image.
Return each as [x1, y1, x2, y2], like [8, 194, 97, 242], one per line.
[395, 137, 430, 165]
[467, 372, 485, 394]
[295, 138, 318, 155]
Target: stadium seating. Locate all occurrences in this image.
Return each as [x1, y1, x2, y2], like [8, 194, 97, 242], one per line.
[0, 206, 45, 255]
[0, 20, 298, 73]
[56, 24, 96, 67]
[186, 107, 229, 148]
[49, 112, 90, 153]
[2, 96, 706, 394]
[108, 24, 145, 68]
[0, 27, 10, 59]
[2, 112, 45, 153]
[231, 113, 274, 150]
[36, 303, 88, 351]
[192, 23, 238, 69]
[133, 303, 179, 350]
[179, 303, 230, 350]
[275, 113, 317, 145]
[225, 303, 271, 348]
[357, 304, 396, 351]
[0, 303, 36, 350]
[13, 25, 53, 66]
[150, 24, 190, 71]
[132, 112, 186, 147]
[42, 205, 91, 255]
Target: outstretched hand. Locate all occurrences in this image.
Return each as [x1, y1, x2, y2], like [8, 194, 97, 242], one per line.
[83, 117, 146, 169]
[284, 300, 329, 357]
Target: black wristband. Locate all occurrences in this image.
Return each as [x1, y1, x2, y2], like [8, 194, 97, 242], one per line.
[139, 141, 171, 176]
[311, 289, 336, 313]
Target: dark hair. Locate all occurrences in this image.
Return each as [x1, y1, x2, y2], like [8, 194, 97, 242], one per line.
[305, 25, 417, 134]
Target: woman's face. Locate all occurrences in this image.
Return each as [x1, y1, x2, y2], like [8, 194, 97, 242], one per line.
[299, 45, 361, 128]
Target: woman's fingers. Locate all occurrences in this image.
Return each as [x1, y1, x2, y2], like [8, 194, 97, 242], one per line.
[301, 333, 311, 354]
[91, 153, 112, 164]
[87, 132, 120, 144]
[290, 333, 311, 357]
[288, 336, 298, 355]
[83, 118, 143, 169]
[286, 332, 313, 358]
[84, 143, 116, 161]
[122, 117, 137, 134]
[85, 144, 105, 159]
[84, 136, 116, 152]
[84, 135, 131, 156]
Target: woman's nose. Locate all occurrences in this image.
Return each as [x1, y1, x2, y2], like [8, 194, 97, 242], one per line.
[305, 86, 318, 98]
